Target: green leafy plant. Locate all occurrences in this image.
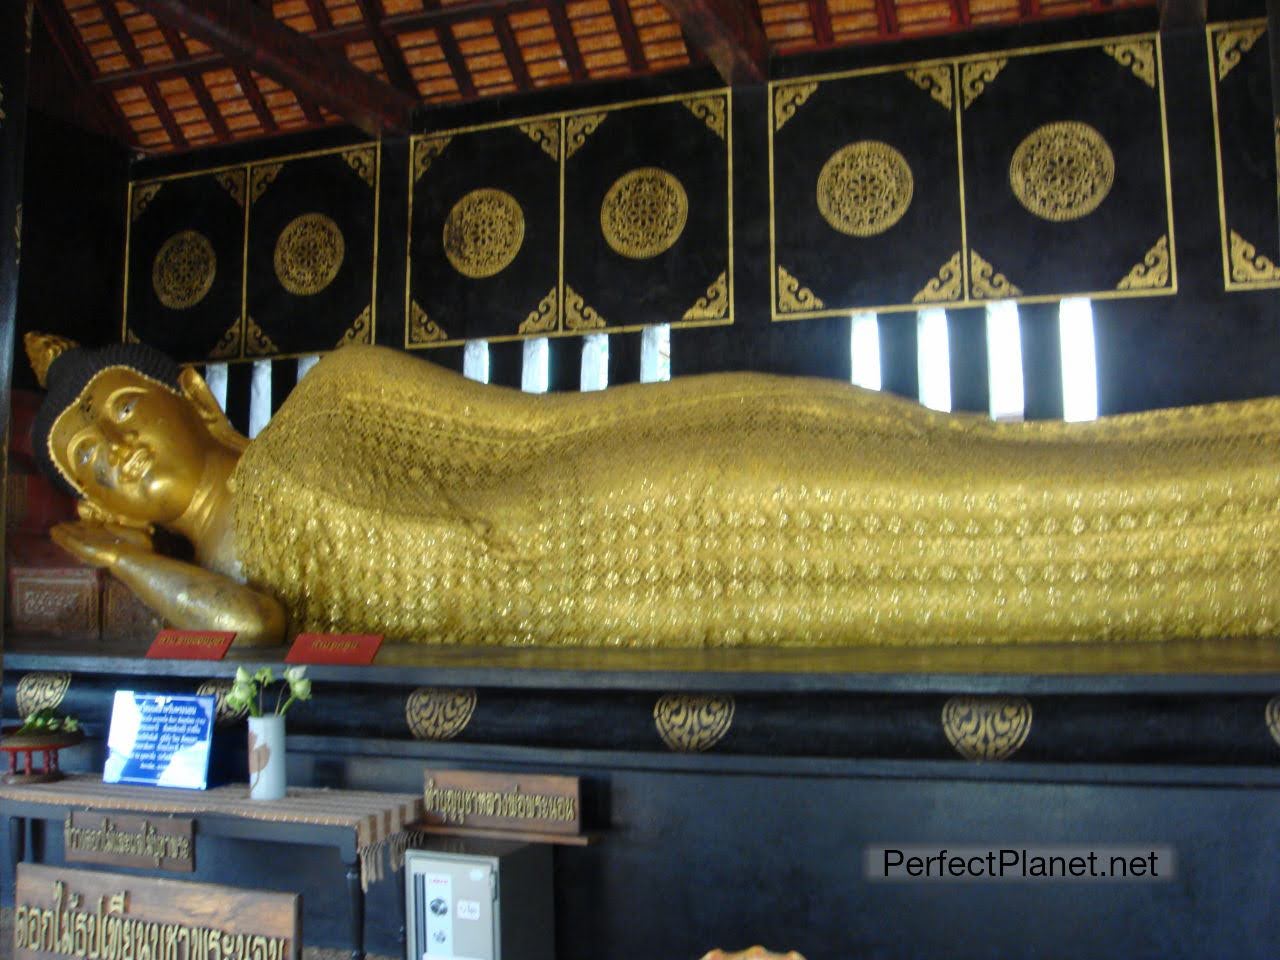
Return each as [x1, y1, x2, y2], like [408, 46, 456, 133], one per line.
[17, 707, 81, 736]
[224, 666, 312, 718]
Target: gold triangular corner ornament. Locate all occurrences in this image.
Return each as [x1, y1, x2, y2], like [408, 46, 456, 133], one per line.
[968, 249, 1022, 299]
[682, 271, 729, 321]
[131, 183, 162, 222]
[413, 135, 453, 183]
[250, 164, 283, 205]
[336, 305, 374, 348]
[904, 66, 953, 112]
[341, 146, 378, 188]
[773, 82, 818, 132]
[244, 316, 279, 357]
[209, 317, 243, 360]
[517, 120, 560, 161]
[1215, 24, 1265, 82]
[1102, 41, 1156, 89]
[959, 58, 1007, 110]
[682, 95, 727, 140]
[214, 170, 246, 207]
[518, 287, 560, 335]
[409, 299, 448, 344]
[1116, 235, 1171, 290]
[912, 252, 963, 303]
[565, 113, 607, 160]
[776, 265, 825, 313]
[1229, 229, 1280, 283]
[125, 328, 141, 345]
[564, 284, 606, 331]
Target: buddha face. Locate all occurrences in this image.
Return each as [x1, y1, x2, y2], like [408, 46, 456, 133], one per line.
[49, 366, 210, 525]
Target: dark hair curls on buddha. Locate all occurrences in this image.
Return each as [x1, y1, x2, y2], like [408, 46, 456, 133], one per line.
[25, 329, 1280, 650]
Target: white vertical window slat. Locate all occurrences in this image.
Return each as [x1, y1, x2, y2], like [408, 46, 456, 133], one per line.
[1059, 297, 1098, 422]
[248, 359, 272, 439]
[640, 323, 671, 383]
[296, 355, 320, 382]
[849, 312, 881, 391]
[522, 337, 550, 394]
[984, 300, 1025, 422]
[580, 333, 609, 392]
[463, 340, 490, 384]
[203, 362, 229, 412]
[916, 308, 951, 412]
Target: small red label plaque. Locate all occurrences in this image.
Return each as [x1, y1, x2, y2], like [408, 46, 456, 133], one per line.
[285, 633, 382, 665]
[145, 630, 236, 660]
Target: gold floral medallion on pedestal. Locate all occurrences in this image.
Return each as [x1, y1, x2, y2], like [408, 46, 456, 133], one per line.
[152, 230, 216, 309]
[600, 167, 688, 259]
[816, 141, 914, 238]
[1009, 121, 1115, 222]
[443, 188, 525, 279]
[274, 213, 346, 296]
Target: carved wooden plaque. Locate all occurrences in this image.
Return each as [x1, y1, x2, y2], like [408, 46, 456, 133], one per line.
[64, 812, 195, 873]
[14, 863, 300, 960]
[422, 769, 581, 836]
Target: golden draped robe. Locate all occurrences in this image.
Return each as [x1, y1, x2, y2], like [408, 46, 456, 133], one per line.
[230, 345, 1280, 647]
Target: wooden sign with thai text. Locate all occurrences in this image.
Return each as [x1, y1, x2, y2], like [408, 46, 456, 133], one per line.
[422, 769, 582, 836]
[64, 812, 195, 873]
[145, 630, 235, 660]
[14, 863, 299, 960]
[285, 633, 382, 665]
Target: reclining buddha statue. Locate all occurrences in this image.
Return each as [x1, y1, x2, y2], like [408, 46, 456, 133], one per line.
[26, 331, 1280, 649]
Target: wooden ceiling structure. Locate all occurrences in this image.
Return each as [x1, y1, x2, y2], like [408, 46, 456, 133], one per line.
[36, 0, 1158, 155]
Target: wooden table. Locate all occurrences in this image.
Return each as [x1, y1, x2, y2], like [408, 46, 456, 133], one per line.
[0, 773, 422, 960]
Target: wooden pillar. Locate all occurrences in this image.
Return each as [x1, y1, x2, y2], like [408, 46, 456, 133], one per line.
[0, 3, 33, 668]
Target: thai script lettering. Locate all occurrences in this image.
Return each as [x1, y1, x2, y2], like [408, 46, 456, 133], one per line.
[423, 780, 577, 825]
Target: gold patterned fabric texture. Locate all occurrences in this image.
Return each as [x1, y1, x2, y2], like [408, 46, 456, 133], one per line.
[233, 346, 1280, 648]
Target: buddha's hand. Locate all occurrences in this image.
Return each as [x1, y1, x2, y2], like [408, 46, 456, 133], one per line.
[50, 521, 153, 568]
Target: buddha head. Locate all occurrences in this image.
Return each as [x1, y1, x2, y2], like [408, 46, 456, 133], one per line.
[28, 332, 247, 530]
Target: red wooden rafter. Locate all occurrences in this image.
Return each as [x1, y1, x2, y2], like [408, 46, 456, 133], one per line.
[492, 14, 534, 91]
[609, 0, 649, 72]
[34, 0, 137, 144]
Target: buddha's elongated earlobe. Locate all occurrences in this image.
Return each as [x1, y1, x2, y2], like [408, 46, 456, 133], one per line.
[178, 366, 250, 453]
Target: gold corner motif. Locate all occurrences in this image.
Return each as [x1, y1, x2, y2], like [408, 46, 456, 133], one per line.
[776, 265, 825, 312]
[1215, 25, 1265, 82]
[654, 694, 735, 752]
[941, 695, 1032, 761]
[960, 59, 1007, 109]
[564, 284, 606, 331]
[1117, 235, 1170, 290]
[773, 82, 818, 131]
[341, 146, 377, 187]
[517, 119, 561, 160]
[209, 317, 243, 359]
[244, 316, 279, 357]
[214, 170, 246, 207]
[406, 687, 477, 741]
[413, 135, 453, 183]
[1102, 40, 1156, 89]
[1229, 229, 1280, 283]
[250, 164, 283, 205]
[409, 299, 448, 344]
[337, 305, 373, 348]
[682, 94, 727, 140]
[904, 66, 953, 111]
[969, 249, 1022, 298]
[518, 287, 559, 335]
[565, 113, 608, 160]
[912, 252, 963, 303]
[196, 679, 249, 726]
[682, 271, 730, 321]
[131, 183, 162, 222]
[16, 672, 71, 718]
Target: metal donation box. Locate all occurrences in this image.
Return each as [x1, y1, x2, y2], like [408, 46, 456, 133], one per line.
[405, 842, 554, 960]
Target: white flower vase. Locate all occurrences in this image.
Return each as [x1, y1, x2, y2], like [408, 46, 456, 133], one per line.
[247, 715, 286, 800]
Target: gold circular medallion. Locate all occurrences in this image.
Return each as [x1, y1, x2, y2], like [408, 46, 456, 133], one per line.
[816, 141, 914, 238]
[600, 167, 688, 259]
[1009, 121, 1115, 222]
[152, 230, 216, 310]
[442, 188, 525, 279]
[273, 213, 346, 296]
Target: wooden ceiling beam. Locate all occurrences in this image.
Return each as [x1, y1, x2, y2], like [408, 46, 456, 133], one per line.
[234, 65, 281, 133]
[874, 0, 899, 34]
[98, 0, 189, 149]
[547, 2, 589, 82]
[609, 0, 649, 71]
[492, 14, 533, 91]
[655, 0, 768, 83]
[807, 0, 834, 44]
[129, 0, 417, 135]
[352, 0, 421, 96]
[435, 23, 479, 98]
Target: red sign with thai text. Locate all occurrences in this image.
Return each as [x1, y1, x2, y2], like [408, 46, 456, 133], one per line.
[285, 633, 383, 665]
[145, 630, 236, 660]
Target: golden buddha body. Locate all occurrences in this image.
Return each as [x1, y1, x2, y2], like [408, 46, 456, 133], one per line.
[32, 334, 1280, 649]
